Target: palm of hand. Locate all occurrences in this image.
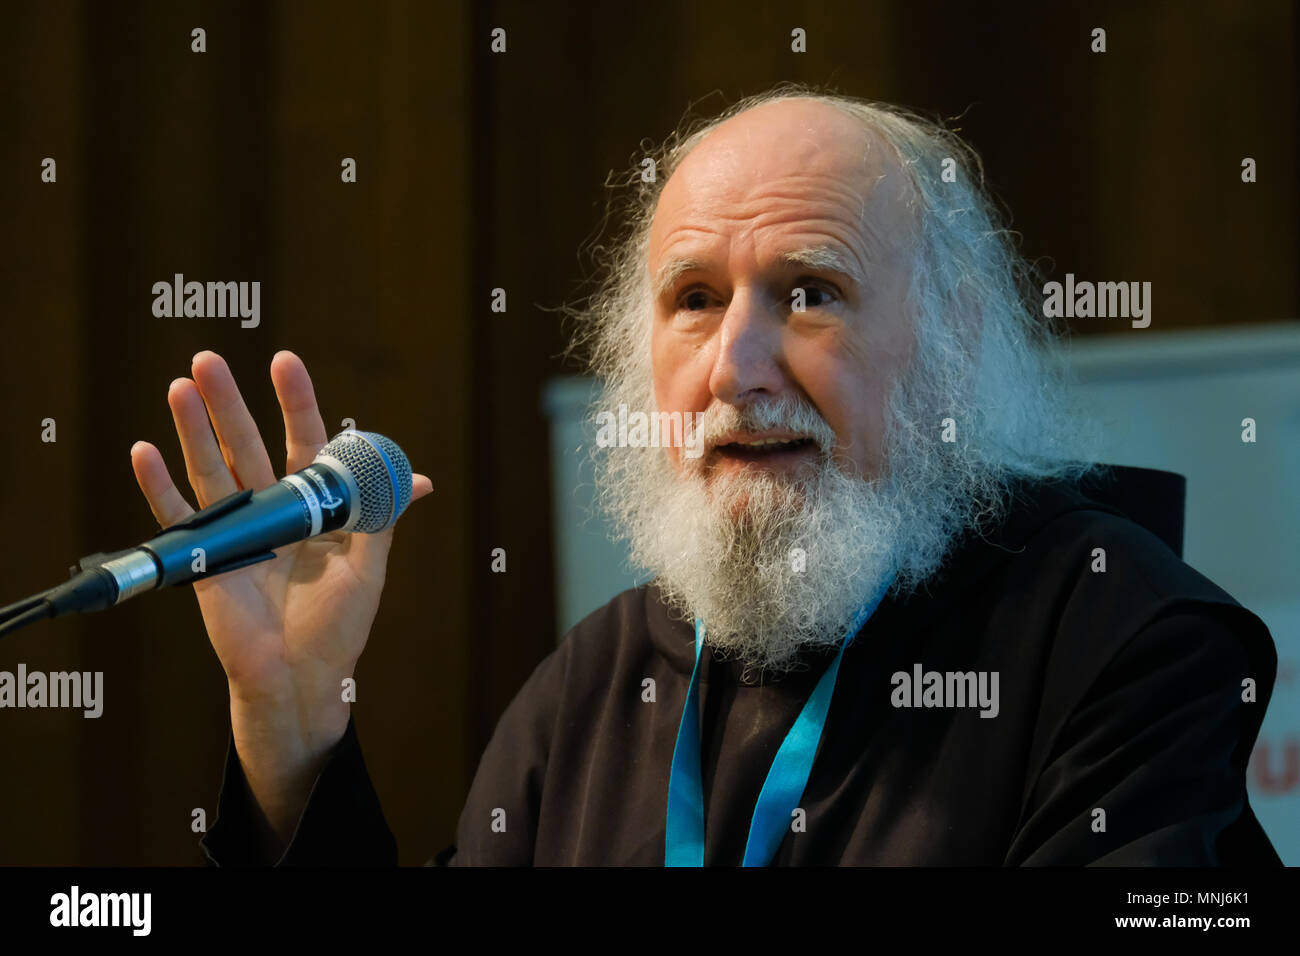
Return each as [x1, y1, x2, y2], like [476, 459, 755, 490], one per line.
[194, 532, 385, 695]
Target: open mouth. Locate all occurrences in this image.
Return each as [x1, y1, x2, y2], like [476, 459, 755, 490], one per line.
[713, 437, 818, 463]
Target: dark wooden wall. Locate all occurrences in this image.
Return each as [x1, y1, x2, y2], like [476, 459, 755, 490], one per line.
[0, 0, 1294, 864]
[2, 0, 474, 865]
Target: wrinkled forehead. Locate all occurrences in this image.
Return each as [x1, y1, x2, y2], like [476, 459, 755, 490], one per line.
[648, 109, 917, 270]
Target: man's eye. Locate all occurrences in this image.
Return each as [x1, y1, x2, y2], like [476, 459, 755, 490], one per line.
[678, 289, 714, 311]
[790, 284, 837, 309]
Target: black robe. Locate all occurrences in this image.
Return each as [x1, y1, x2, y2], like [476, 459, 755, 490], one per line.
[200, 475, 1281, 866]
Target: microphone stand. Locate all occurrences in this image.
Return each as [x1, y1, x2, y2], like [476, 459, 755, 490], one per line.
[0, 590, 56, 639]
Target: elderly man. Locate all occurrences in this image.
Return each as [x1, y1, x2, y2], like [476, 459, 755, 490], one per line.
[133, 88, 1278, 865]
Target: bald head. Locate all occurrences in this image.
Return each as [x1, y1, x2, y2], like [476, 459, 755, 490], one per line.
[651, 98, 916, 271]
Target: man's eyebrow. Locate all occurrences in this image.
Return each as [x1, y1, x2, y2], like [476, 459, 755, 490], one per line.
[777, 246, 867, 287]
[652, 256, 708, 301]
[650, 246, 867, 301]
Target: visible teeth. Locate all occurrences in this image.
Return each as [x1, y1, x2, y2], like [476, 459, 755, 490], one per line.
[734, 438, 802, 447]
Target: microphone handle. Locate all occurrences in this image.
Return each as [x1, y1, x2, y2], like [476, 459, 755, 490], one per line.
[15, 461, 354, 628]
[0, 444, 384, 639]
[113, 461, 356, 602]
[152, 483, 323, 587]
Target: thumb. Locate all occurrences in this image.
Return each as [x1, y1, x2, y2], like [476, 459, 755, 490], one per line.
[348, 524, 395, 584]
[345, 474, 428, 578]
[411, 473, 433, 501]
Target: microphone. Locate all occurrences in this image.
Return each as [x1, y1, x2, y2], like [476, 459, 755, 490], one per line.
[0, 430, 412, 635]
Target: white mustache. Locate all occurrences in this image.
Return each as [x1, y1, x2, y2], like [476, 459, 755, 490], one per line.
[691, 398, 838, 456]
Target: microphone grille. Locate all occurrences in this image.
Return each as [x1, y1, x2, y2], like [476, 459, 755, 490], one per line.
[318, 430, 412, 533]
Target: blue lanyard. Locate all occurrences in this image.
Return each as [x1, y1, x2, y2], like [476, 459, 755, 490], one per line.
[665, 575, 893, 867]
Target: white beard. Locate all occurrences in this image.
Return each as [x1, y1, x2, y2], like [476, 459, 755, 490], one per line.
[599, 394, 966, 681]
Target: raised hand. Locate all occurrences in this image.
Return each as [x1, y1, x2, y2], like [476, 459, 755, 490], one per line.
[130, 350, 431, 843]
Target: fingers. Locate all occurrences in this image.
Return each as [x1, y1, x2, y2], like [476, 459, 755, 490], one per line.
[168, 377, 241, 507]
[154, 350, 432, 520]
[190, 351, 278, 492]
[270, 351, 329, 473]
[130, 441, 196, 527]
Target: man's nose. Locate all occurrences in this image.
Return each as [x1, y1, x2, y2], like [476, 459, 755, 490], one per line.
[708, 289, 785, 404]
